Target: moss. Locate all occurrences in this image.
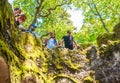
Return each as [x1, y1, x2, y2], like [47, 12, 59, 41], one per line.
[51, 74, 80, 83]
[0, 40, 17, 63]
[113, 22, 120, 33]
[46, 48, 83, 73]
[83, 76, 93, 83]
[99, 40, 120, 59]
[0, 31, 94, 83]
[0, 32, 46, 83]
[0, 40, 25, 82]
[0, 29, 94, 83]
[95, 80, 101, 83]
[97, 33, 115, 47]
[90, 70, 95, 76]
[97, 23, 120, 47]
[80, 42, 94, 49]
[64, 60, 82, 71]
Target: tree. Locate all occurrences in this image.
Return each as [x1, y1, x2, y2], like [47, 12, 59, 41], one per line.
[72, 0, 120, 43]
[0, 1, 78, 82]
[13, 0, 76, 40]
[13, 0, 120, 44]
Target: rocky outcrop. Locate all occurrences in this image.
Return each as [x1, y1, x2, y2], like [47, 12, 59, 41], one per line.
[1, 0, 120, 83]
[0, 56, 11, 83]
[88, 42, 120, 83]
[21, 76, 37, 83]
[97, 23, 120, 47]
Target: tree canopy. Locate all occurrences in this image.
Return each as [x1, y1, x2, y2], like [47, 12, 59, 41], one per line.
[13, 0, 120, 44]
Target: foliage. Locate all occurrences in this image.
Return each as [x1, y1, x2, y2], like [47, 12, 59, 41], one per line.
[73, 0, 120, 44]
[1, 0, 120, 83]
[13, 0, 120, 44]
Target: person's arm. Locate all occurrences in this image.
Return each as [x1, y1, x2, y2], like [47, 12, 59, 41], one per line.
[60, 39, 64, 47]
[60, 36, 64, 47]
[19, 25, 26, 31]
[73, 40, 77, 48]
[54, 39, 57, 46]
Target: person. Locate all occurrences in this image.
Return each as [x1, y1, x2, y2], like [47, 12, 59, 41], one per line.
[16, 14, 26, 31]
[43, 38, 48, 47]
[26, 24, 36, 36]
[14, 8, 21, 16]
[47, 32, 57, 49]
[14, 8, 22, 20]
[61, 30, 77, 50]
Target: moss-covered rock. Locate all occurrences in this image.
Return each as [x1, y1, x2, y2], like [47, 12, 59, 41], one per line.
[113, 22, 120, 34]
[97, 33, 114, 47]
[97, 23, 120, 47]
[83, 76, 93, 83]
[80, 42, 94, 49]
[2, 1, 120, 83]
[99, 40, 120, 59]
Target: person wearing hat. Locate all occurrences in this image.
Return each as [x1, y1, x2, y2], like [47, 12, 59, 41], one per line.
[26, 24, 37, 36]
[14, 8, 22, 20]
[14, 8, 21, 16]
[16, 14, 27, 31]
[61, 30, 77, 50]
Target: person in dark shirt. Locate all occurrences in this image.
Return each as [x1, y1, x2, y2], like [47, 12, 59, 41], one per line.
[61, 30, 77, 50]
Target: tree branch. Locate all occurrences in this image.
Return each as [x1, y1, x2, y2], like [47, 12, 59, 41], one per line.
[30, 0, 71, 27]
[40, 3, 68, 17]
[30, 0, 44, 25]
[91, 0, 109, 33]
[36, 0, 40, 4]
[82, 1, 97, 15]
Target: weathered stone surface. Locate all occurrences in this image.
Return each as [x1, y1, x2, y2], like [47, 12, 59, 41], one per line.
[88, 42, 120, 83]
[0, 56, 10, 83]
[21, 76, 36, 83]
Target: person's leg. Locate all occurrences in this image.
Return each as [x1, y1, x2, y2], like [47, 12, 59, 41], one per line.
[68, 45, 73, 50]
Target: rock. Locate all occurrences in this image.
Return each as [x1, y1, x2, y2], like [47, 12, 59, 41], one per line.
[21, 76, 36, 83]
[95, 70, 105, 80]
[97, 23, 120, 47]
[0, 56, 10, 83]
[56, 78, 73, 83]
[83, 76, 93, 83]
[113, 23, 120, 35]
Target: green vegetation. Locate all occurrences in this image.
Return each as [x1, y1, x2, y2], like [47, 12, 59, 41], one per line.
[83, 76, 93, 83]
[13, 0, 120, 44]
[0, 0, 120, 83]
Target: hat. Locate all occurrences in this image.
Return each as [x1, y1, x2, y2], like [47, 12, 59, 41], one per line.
[31, 24, 36, 28]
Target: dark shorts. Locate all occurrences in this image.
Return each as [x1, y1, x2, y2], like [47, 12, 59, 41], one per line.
[65, 45, 73, 50]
